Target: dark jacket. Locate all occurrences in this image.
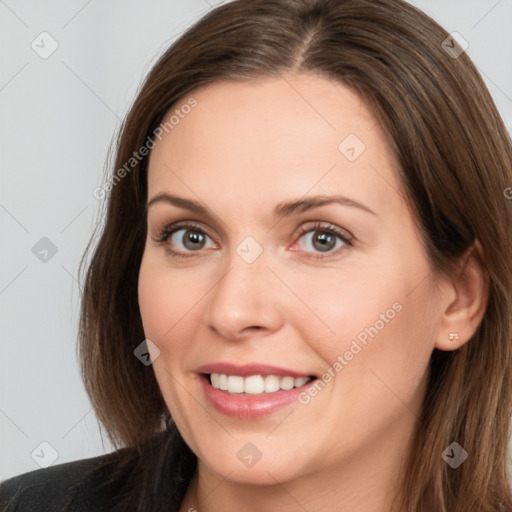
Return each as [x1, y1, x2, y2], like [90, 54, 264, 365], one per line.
[0, 430, 197, 512]
[0, 450, 128, 511]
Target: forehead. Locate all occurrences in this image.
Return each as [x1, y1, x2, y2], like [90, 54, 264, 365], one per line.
[147, 74, 403, 219]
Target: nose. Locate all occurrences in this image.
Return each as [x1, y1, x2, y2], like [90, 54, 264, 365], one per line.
[204, 248, 285, 341]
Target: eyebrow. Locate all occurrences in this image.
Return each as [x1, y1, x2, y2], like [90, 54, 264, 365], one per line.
[146, 193, 377, 219]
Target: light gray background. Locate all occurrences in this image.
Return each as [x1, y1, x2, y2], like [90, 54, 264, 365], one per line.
[1, 0, 511, 480]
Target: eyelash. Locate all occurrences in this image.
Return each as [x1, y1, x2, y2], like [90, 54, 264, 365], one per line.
[153, 221, 353, 260]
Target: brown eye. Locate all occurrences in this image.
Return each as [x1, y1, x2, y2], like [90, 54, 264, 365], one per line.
[294, 222, 353, 260]
[154, 222, 216, 258]
[308, 231, 338, 252]
[173, 229, 207, 251]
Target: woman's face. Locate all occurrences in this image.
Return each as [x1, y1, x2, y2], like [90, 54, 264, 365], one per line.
[138, 74, 446, 486]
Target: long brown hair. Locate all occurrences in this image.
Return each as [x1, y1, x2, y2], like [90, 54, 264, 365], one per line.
[79, 0, 512, 510]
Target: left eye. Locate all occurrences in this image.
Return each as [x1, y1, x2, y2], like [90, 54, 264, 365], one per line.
[300, 229, 345, 252]
[295, 226, 350, 255]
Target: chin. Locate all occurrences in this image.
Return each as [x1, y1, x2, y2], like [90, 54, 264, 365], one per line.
[192, 436, 316, 486]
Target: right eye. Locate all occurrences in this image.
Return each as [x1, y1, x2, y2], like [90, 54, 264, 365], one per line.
[154, 222, 217, 258]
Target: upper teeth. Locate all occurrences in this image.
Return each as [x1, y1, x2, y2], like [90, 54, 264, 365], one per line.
[210, 373, 311, 395]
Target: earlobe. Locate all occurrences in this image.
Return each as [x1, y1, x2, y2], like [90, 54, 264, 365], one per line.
[434, 241, 489, 351]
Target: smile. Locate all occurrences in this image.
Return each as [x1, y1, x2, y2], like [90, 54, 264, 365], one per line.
[209, 373, 312, 395]
[196, 363, 318, 418]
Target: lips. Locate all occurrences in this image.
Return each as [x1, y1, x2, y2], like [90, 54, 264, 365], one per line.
[197, 362, 314, 378]
[196, 362, 317, 418]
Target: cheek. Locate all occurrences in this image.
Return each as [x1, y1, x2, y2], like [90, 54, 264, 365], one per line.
[291, 258, 436, 395]
[283, 264, 401, 349]
[138, 253, 202, 347]
[291, 272, 436, 462]
[137, 255, 199, 423]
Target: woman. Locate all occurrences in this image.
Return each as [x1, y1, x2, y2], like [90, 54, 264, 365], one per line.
[1, 0, 511, 510]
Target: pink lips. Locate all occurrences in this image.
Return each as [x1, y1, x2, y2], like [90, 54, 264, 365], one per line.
[197, 362, 312, 378]
[197, 362, 316, 419]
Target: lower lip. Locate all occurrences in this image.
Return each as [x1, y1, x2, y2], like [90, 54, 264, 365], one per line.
[199, 375, 314, 419]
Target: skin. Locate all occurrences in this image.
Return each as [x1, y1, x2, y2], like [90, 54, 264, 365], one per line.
[137, 74, 488, 512]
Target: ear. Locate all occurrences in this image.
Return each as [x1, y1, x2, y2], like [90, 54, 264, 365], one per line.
[434, 240, 489, 351]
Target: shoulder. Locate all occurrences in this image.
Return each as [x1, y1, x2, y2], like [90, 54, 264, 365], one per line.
[0, 446, 137, 512]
